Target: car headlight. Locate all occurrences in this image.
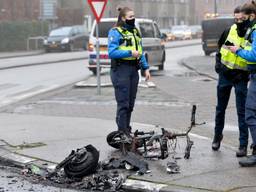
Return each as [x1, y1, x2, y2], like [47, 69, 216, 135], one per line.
[61, 38, 70, 44]
[43, 39, 48, 45]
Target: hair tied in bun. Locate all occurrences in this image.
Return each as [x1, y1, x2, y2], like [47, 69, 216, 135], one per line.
[117, 7, 123, 12]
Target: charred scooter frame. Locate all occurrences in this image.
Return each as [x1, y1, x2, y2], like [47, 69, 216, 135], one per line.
[107, 105, 204, 160]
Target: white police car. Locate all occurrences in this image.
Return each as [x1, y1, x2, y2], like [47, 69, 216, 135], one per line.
[88, 18, 165, 75]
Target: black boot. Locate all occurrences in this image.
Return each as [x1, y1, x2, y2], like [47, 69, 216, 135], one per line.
[239, 145, 256, 167]
[236, 146, 247, 157]
[212, 134, 223, 151]
[239, 155, 256, 167]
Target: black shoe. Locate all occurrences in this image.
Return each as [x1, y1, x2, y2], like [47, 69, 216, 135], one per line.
[239, 155, 256, 167]
[212, 134, 223, 151]
[236, 146, 247, 157]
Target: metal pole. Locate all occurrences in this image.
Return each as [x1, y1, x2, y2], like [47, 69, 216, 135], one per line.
[27, 39, 30, 51]
[96, 23, 101, 95]
[214, 0, 217, 16]
[35, 38, 38, 50]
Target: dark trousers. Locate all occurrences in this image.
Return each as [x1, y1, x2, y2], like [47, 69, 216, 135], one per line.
[110, 64, 139, 134]
[245, 74, 256, 147]
[215, 72, 248, 147]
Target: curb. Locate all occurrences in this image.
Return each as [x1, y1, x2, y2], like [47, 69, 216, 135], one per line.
[179, 58, 217, 81]
[75, 80, 113, 88]
[0, 51, 45, 59]
[122, 179, 169, 192]
[0, 145, 175, 192]
[0, 41, 200, 70]
[0, 146, 56, 171]
[75, 80, 157, 88]
[0, 56, 88, 70]
[165, 42, 201, 49]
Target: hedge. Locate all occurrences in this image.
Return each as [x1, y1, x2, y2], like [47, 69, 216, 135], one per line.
[0, 21, 48, 51]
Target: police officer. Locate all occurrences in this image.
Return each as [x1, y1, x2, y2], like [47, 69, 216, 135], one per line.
[108, 7, 151, 137]
[212, 6, 250, 157]
[229, 1, 256, 166]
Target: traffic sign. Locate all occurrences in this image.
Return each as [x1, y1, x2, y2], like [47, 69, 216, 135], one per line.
[87, 0, 108, 23]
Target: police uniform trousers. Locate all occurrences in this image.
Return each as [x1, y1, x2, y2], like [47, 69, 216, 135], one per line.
[110, 62, 139, 134]
[246, 74, 256, 147]
[215, 71, 248, 147]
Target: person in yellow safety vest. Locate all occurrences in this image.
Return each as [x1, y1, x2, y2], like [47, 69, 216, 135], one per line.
[108, 7, 150, 140]
[212, 6, 250, 157]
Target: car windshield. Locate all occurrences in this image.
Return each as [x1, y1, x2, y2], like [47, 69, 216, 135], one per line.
[160, 29, 171, 33]
[172, 26, 188, 31]
[189, 25, 202, 31]
[93, 21, 116, 37]
[49, 27, 72, 37]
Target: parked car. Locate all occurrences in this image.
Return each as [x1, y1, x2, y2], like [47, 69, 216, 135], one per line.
[201, 17, 234, 55]
[44, 25, 89, 52]
[88, 18, 166, 75]
[171, 25, 192, 40]
[189, 25, 203, 38]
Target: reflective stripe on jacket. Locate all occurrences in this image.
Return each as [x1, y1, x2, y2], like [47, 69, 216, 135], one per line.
[115, 27, 143, 60]
[108, 27, 149, 70]
[220, 24, 248, 71]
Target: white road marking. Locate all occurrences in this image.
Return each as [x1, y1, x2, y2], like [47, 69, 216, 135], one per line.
[0, 85, 59, 108]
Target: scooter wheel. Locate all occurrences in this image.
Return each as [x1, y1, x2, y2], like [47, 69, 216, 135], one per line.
[64, 145, 99, 178]
[106, 131, 122, 149]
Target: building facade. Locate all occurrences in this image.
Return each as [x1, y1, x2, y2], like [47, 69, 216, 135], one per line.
[102, 0, 190, 28]
[88, 0, 190, 28]
[0, 0, 252, 27]
[0, 0, 40, 22]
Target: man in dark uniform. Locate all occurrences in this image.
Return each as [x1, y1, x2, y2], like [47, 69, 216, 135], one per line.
[212, 6, 250, 157]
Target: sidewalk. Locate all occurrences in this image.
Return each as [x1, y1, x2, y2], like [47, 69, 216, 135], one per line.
[0, 112, 255, 192]
[0, 50, 44, 59]
[1, 67, 256, 191]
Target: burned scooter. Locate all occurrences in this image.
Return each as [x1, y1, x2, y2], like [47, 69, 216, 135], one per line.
[106, 105, 204, 173]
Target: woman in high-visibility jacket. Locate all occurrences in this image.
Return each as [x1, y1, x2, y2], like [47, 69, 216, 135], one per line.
[108, 7, 151, 137]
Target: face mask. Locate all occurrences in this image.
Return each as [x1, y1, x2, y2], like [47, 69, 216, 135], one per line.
[125, 18, 135, 27]
[236, 21, 249, 37]
[242, 18, 252, 28]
